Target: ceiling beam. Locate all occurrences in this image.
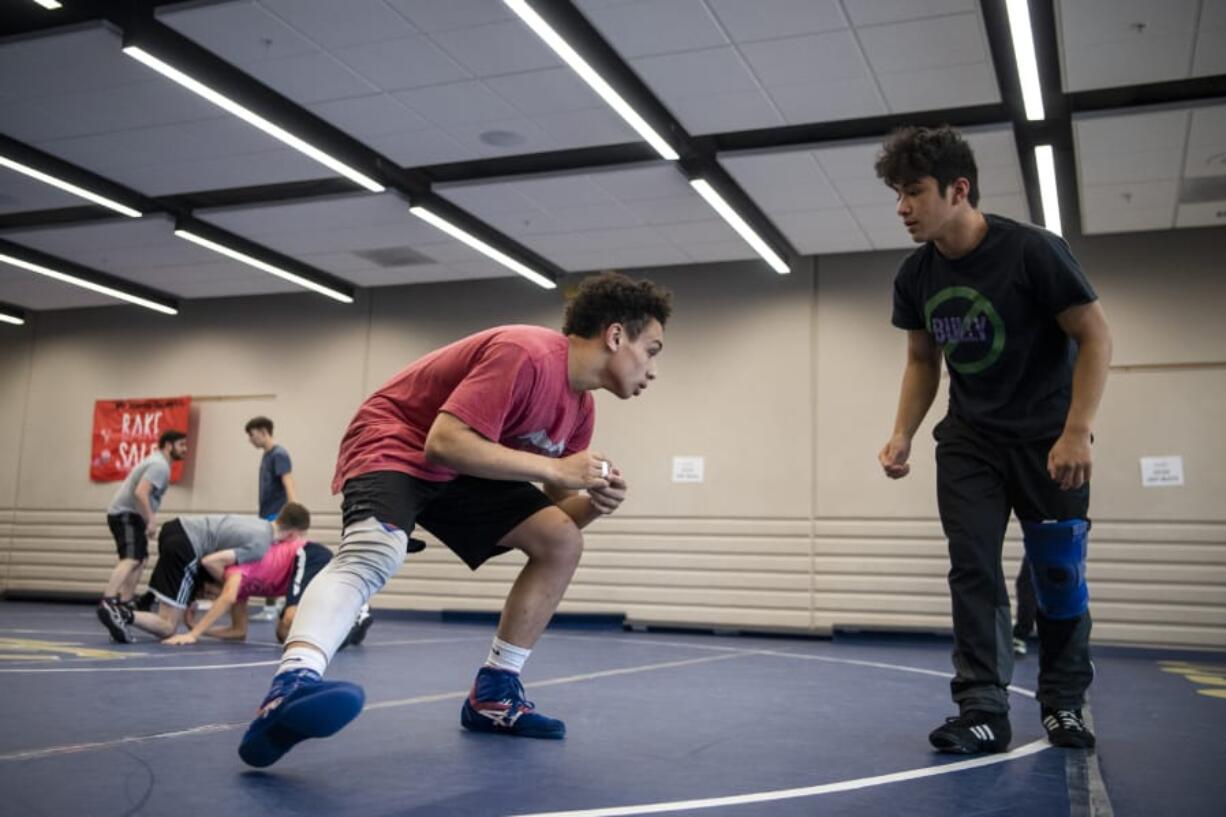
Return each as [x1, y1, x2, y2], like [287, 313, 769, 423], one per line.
[0, 236, 180, 314]
[3, 1, 1223, 253]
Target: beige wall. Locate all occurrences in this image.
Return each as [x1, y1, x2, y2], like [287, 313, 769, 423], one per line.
[1, 227, 1223, 644]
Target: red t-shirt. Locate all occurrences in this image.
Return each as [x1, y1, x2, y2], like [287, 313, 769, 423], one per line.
[332, 325, 596, 490]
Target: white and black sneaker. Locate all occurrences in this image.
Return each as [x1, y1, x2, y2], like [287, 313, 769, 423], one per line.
[1042, 707, 1096, 749]
[96, 597, 134, 644]
[928, 710, 1012, 754]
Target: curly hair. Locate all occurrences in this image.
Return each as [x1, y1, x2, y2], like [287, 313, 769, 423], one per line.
[874, 125, 980, 207]
[562, 271, 672, 340]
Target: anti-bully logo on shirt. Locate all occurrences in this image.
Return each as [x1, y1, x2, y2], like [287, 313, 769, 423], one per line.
[924, 285, 1006, 375]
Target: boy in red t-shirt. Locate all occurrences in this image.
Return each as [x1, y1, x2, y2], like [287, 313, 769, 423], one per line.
[240, 272, 672, 767]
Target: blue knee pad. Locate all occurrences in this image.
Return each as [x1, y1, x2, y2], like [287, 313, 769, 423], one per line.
[1021, 519, 1089, 620]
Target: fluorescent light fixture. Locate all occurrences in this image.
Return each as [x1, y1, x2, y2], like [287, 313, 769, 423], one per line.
[409, 206, 557, 290]
[174, 229, 354, 303]
[0, 155, 142, 218]
[689, 178, 789, 274]
[0, 252, 177, 315]
[123, 45, 385, 193]
[1034, 144, 1062, 236]
[503, 0, 679, 161]
[32, 0, 63, 9]
[0, 311, 25, 326]
[1005, 0, 1044, 121]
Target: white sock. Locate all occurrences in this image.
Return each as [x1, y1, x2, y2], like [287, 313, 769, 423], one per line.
[277, 645, 327, 677]
[485, 637, 531, 674]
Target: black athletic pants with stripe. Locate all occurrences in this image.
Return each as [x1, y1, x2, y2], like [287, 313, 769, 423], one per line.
[935, 413, 1095, 715]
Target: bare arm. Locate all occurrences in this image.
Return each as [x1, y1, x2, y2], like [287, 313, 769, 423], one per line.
[133, 479, 157, 535]
[425, 411, 609, 490]
[200, 549, 239, 583]
[164, 573, 243, 645]
[205, 598, 249, 640]
[280, 472, 298, 504]
[879, 330, 943, 479]
[1048, 301, 1113, 490]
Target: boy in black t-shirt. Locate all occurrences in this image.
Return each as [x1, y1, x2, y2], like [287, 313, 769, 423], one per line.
[874, 126, 1113, 755]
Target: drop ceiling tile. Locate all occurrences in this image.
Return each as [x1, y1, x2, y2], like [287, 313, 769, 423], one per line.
[843, 0, 976, 27]
[706, 0, 848, 42]
[1192, 6, 1226, 74]
[1174, 200, 1226, 228]
[576, 0, 729, 59]
[1058, 0, 1200, 91]
[365, 128, 470, 166]
[238, 51, 376, 104]
[858, 13, 988, 75]
[262, 0, 420, 49]
[630, 47, 760, 100]
[680, 241, 757, 263]
[332, 34, 472, 91]
[654, 219, 740, 245]
[662, 90, 785, 135]
[877, 63, 999, 112]
[386, 0, 513, 34]
[1080, 149, 1185, 185]
[739, 30, 870, 87]
[1083, 179, 1178, 215]
[771, 208, 871, 254]
[306, 94, 432, 138]
[531, 108, 638, 148]
[721, 152, 843, 212]
[1074, 110, 1189, 157]
[766, 78, 888, 124]
[430, 20, 560, 77]
[394, 80, 519, 126]
[0, 27, 149, 100]
[485, 68, 606, 116]
[159, 1, 318, 65]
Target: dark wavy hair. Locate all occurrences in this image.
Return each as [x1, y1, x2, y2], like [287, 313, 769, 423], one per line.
[874, 125, 980, 207]
[562, 271, 672, 340]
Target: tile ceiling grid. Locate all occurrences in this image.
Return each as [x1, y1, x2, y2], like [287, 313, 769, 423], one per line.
[159, 0, 640, 169]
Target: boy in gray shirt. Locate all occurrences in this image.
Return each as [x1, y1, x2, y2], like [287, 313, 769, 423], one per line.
[97, 503, 309, 644]
[98, 430, 188, 632]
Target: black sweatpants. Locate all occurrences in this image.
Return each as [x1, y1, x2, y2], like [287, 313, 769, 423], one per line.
[935, 413, 1094, 714]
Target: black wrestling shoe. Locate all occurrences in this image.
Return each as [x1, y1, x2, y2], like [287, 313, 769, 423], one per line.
[1042, 707, 1096, 749]
[96, 597, 134, 644]
[928, 710, 1011, 754]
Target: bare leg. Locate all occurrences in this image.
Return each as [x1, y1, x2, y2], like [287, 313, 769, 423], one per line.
[494, 507, 583, 648]
[132, 604, 184, 639]
[103, 558, 142, 599]
[118, 559, 146, 601]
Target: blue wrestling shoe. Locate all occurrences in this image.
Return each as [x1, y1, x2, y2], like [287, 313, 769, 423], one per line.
[460, 666, 565, 739]
[238, 669, 365, 767]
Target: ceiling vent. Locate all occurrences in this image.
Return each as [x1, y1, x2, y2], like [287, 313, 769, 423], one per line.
[353, 246, 434, 267]
[1178, 176, 1226, 205]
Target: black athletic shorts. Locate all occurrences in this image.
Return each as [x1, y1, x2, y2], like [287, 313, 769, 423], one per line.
[340, 471, 555, 570]
[284, 542, 334, 608]
[106, 512, 148, 561]
[148, 519, 200, 609]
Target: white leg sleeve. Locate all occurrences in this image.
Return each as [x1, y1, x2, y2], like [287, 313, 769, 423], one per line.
[284, 516, 408, 664]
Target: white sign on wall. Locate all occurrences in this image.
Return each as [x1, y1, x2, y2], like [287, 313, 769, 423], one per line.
[672, 456, 705, 483]
[1140, 455, 1185, 487]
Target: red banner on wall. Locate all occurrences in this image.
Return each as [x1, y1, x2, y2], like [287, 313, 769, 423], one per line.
[90, 396, 191, 482]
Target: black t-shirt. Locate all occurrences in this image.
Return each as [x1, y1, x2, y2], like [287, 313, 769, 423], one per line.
[891, 214, 1097, 442]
